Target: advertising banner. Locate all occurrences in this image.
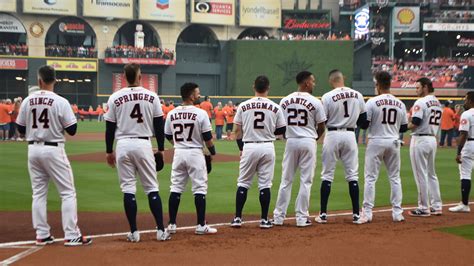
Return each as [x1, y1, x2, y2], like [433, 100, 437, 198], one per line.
[0, 13, 26, 33]
[0, 59, 28, 70]
[191, 0, 235, 26]
[0, 0, 16, 12]
[112, 73, 158, 93]
[23, 0, 77, 16]
[47, 60, 97, 72]
[282, 10, 331, 31]
[239, 0, 280, 28]
[104, 57, 176, 66]
[139, 0, 186, 22]
[391, 81, 457, 89]
[392, 7, 420, 33]
[423, 23, 474, 32]
[83, 0, 133, 19]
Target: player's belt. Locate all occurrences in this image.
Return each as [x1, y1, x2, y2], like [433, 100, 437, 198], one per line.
[327, 128, 355, 131]
[414, 134, 434, 137]
[468, 138, 474, 141]
[244, 141, 273, 143]
[128, 137, 149, 140]
[28, 141, 59, 146]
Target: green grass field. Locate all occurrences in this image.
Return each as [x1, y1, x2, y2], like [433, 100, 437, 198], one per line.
[438, 224, 474, 240]
[0, 121, 471, 215]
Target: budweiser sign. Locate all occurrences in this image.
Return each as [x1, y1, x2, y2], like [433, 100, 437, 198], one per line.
[392, 81, 458, 88]
[0, 59, 28, 70]
[283, 19, 330, 29]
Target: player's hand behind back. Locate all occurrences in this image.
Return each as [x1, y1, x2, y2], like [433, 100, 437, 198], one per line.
[106, 152, 116, 168]
[456, 154, 462, 164]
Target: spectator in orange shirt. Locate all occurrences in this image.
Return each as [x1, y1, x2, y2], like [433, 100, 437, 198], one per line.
[72, 103, 79, 119]
[96, 104, 104, 122]
[223, 101, 235, 140]
[87, 105, 94, 121]
[440, 101, 456, 147]
[453, 104, 462, 138]
[169, 100, 175, 111]
[0, 99, 13, 140]
[161, 100, 169, 119]
[9, 98, 21, 140]
[200, 96, 213, 123]
[214, 102, 225, 140]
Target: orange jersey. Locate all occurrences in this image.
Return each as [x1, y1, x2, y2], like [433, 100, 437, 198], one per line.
[96, 106, 104, 115]
[214, 108, 226, 126]
[0, 104, 12, 123]
[162, 105, 169, 119]
[72, 105, 79, 114]
[200, 101, 213, 118]
[223, 106, 235, 123]
[440, 107, 455, 130]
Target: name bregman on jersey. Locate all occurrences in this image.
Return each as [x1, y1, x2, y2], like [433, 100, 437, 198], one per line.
[332, 91, 359, 102]
[169, 112, 197, 121]
[241, 101, 278, 113]
[280, 97, 316, 112]
[114, 93, 155, 107]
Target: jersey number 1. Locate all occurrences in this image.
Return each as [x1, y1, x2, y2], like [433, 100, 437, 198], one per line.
[130, 104, 144, 123]
[31, 108, 49, 128]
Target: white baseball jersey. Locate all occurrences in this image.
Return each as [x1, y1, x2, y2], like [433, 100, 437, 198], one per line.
[279, 92, 327, 139]
[321, 87, 366, 128]
[459, 109, 474, 137]
[16, 90, 76, 142]
[411, 95, 443, 135]
[366, 94, 408, 139]
[104, 87, 163, 139]
[165, 105, 212, 149]
[234, 97, 286, 142]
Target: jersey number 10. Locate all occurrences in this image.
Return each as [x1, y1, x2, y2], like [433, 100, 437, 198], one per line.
[381, 108, 397, 125]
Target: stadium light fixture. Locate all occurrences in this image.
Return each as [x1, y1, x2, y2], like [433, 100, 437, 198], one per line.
[77, 79, 83, 83]
[63, 77, 69, 82]
[69, 80, 75, 83]
[456, 35, 461, 39]
[15, 76, 22, 81]
[84, 78, 91, 82]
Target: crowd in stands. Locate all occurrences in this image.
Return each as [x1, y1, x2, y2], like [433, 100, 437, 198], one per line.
[71, 104, 106, 122]
[105, 46, 175, 60]
[0, 43, 28, 56]
[281, 33, 351, 41]
[45, 45, 97, 58]
[0, 97, 23, 141]
[427, 10, 474, 22]
[372, 57, 473, 87]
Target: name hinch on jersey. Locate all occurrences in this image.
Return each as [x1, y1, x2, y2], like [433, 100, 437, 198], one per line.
[331, 91, 359, 102]
[29, 97, 54, 106]
[241, 101, 278, 113]
[280, 97, 316, 112]
[375, 99, 403, 109]
[169, 112, 197, 121]
[113, 93, 156, 107]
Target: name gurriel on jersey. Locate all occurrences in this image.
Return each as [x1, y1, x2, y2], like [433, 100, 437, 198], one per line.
[281, 97, 316, 112]
[169, 112, 197, 121]
[29, 97, 54, 106]
[114, 93, 156, 107]
[331, 91, 359, 102]
[375, 99, 403, 109]
[241, 102, 278, 113]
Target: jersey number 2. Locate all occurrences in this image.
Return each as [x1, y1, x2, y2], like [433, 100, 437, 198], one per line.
[130, 104, 144, 123]
[254, 112, 265, 129]
[31, 109, 49, 129]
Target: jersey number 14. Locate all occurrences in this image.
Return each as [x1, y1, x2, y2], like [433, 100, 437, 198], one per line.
[31, 108, 50, 128]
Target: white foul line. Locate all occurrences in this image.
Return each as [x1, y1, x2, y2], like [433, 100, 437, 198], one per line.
[0, 246, 42, 265]
[0, 202, 472, 249]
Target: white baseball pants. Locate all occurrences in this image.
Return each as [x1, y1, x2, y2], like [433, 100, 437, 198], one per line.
[28, 143, 81, 240]
[363, 138, 403, 219]
[459, 141, 474, 180]
[410, 136, 442, 211]
[321, 131, 359, 182]
[274, 138, 317, 223]
[237, 142, 275, 190]
[170, 148, 208, 195]
[116, 138, 159, 194]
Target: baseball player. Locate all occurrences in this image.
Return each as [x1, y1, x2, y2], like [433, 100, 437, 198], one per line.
[449, 91, 473, 213]
[359, 71, 408, 223]
[16, 65, 92, 246]
[273, 71, 326, 227]
[408, 77, 443, 217]
[104, 63, 170, 242]
[317, 69, 367, 224]
[165, 82, 217, 235]
[230, 75, 286, 229]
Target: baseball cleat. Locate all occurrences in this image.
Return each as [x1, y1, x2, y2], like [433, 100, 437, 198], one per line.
[259, 219, 273, 229]
[126, 231, 140, 243]
[315, 213, 328, 224]
[230, 217, 242, 228]
[296, 219, 312, 227]
[353, 214, 370, 224]
[36, 235, 55, 246]
[272, 217, 284, 226]
[408, 209, 431, 217]
[393, 214, 405, 222]
[64, 236, 92, 246]
[430, 207, 442, 216]
[167, 223, 177, 234]
[195, 224, 217, 235]
[448, 203, 471, 213]
[157, 229, 171, 241]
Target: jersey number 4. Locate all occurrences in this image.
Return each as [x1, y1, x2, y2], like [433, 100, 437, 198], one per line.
[287, 108, 308, 126]
[130, 104, 144, 123]
[31, 108, 49, 129]
[173, 123, 194, 142]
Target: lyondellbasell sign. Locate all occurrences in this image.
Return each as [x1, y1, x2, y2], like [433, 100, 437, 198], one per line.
[0, 59, 28, 70]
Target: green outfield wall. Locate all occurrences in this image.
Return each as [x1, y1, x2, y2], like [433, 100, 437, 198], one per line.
[226, 40, 354, 97]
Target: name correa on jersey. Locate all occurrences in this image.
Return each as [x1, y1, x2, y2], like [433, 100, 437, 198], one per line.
[241, 102, 279, 113]
[280, 97, 316, 112]
[113, 93, 156, 107]
[331, 91, 359, 102]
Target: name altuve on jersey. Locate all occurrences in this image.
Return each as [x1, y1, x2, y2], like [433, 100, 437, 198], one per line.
[281, 97, 316, 112]
[169, 112, 197, 121]
[113, 92, 156, 107]
[241, 101, 278, 113]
